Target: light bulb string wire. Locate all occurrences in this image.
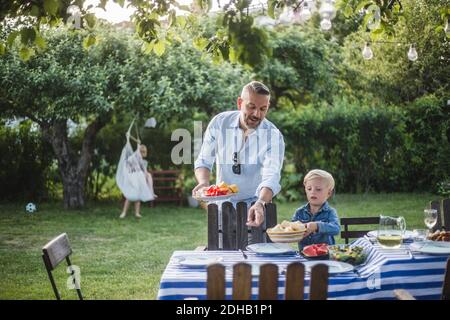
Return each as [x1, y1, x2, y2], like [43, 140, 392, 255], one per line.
[364, 40, 417, 48]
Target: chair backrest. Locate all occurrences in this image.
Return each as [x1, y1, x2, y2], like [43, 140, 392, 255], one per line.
[340, 217, 380, 244]
[430, 198, 450, 232]
[150, 170, 183, 206]
[207, 201, 277, 250]
[441, 258, 450, 300]
[207, 262, 329, 300]
[42, 233, 83, 300]
[430, 200, 443, 232]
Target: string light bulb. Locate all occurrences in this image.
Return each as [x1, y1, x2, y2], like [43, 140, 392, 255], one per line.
[319, 0, 336, 20]
[299, 7, 312, 21]
[407, 44, 418, 61]
[362, 42, 373, 60]
[320, 18, 332, 31]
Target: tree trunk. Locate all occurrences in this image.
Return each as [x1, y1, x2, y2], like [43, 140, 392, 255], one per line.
[62, 169, 86, 209]
[40, 116, 109, 209]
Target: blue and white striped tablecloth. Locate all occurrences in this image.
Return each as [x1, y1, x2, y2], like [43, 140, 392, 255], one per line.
[157, 238, 449, 300]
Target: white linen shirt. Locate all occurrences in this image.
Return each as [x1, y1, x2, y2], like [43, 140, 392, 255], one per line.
[194, 111, 285, 202]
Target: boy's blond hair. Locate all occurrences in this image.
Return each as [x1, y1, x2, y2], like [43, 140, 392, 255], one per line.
[303, 169, 335, 191]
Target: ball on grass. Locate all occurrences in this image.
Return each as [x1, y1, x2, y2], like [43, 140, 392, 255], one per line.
[26, 202, 37, 213]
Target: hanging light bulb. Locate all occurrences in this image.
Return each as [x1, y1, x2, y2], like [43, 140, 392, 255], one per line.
[305, 0, 318, 14]
[254, 15, 277, 29]
[319, 0, 336, 20]
[366, 4, 381, 30]
[291, 8, 303, 24]
[407, 44, 418, 61]
[299, 4, 312, 21]
[362, 43, 373, 60]
[320, 18, 332, 31]
[278, 6, 293, 25]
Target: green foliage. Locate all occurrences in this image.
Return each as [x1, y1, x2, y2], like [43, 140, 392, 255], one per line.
[0, 26, 129, 122]
[0, 121, 54, 201]
[117, 39, 250, 120]
[272, 99, 410, 193]
[402, 94, 450, 192]
[341, 0, 449, 104]
[256, 26, 343, 107]
[1, 0, 447, 68]
[271, 93, 449, 195]
[437, 180, 450, 197]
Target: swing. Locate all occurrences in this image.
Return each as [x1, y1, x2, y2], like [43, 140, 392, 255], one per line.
[115, 118, 156, 202]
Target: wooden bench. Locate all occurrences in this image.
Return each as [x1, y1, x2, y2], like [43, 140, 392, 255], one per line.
[149, 170, 183, 206]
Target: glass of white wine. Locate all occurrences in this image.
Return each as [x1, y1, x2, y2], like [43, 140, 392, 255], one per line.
[424, 209, 438, 235]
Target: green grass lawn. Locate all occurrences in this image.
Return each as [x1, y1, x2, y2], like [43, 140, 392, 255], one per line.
[0, 193, 440, 300]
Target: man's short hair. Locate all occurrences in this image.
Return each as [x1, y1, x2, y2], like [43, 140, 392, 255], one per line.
[241, 81, 270, 98]
[303, 169, 335, 191]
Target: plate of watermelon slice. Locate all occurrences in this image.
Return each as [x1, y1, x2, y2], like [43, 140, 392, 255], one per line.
[301, 243, 330, 260]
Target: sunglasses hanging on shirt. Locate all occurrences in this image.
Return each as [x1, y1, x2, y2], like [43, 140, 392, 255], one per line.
[232, 152, 241, 175]
[232, 128, 250, 175]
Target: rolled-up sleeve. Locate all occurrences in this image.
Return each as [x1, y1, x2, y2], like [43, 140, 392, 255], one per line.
[194, 116, 218, 171]
[255, 130, 285, 197]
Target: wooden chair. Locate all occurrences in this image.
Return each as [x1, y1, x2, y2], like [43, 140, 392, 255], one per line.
[149, 170, 183, 206]
[42, 233, 83, 300]
[204, 201, 277, 250]
[394, 258, 450, 300]
[207, 262, 329, 300]
[429, 198, 450, 232]
[340, 217, 380, 244]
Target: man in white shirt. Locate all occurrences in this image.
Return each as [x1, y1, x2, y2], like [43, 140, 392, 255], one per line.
[193, 81, 285, 227]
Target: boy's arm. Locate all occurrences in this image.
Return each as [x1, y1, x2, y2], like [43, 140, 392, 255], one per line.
[316, 209, 340, 236]
[290, 207, 302, 222]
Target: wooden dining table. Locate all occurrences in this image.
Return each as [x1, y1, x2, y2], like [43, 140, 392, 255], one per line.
[157, 238, 449, 300]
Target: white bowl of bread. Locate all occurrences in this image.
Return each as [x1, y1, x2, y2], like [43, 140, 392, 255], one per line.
[267, 220, 307, 243]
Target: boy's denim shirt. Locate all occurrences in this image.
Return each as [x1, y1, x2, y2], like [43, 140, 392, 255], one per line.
[291, 201, 340, 250]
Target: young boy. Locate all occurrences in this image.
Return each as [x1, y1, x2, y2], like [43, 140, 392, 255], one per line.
[291, 169, 340, 249]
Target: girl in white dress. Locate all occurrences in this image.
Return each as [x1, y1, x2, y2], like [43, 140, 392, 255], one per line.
[119, 144, 156, 218]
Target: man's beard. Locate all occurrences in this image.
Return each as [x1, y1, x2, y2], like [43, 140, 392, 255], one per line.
[245, 115, 261, 128]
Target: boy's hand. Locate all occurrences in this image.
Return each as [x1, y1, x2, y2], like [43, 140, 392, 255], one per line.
[304, 222, 318, 237]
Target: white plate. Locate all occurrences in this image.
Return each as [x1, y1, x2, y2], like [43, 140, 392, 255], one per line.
[176, 256, 223, 267]
[367, 230, 415, 239]
[193, 193, 239, 202]
[246, 243, 296, 255]
[410, 241, 450, 255]
[302, 260, 354, 274]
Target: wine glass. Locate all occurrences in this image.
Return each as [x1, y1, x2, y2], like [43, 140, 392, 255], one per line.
[423, 209, 438, 235]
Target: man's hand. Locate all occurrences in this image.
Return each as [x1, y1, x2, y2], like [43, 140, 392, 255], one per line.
[246, 202, 265, 227]
[192, 182, 209, 197]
